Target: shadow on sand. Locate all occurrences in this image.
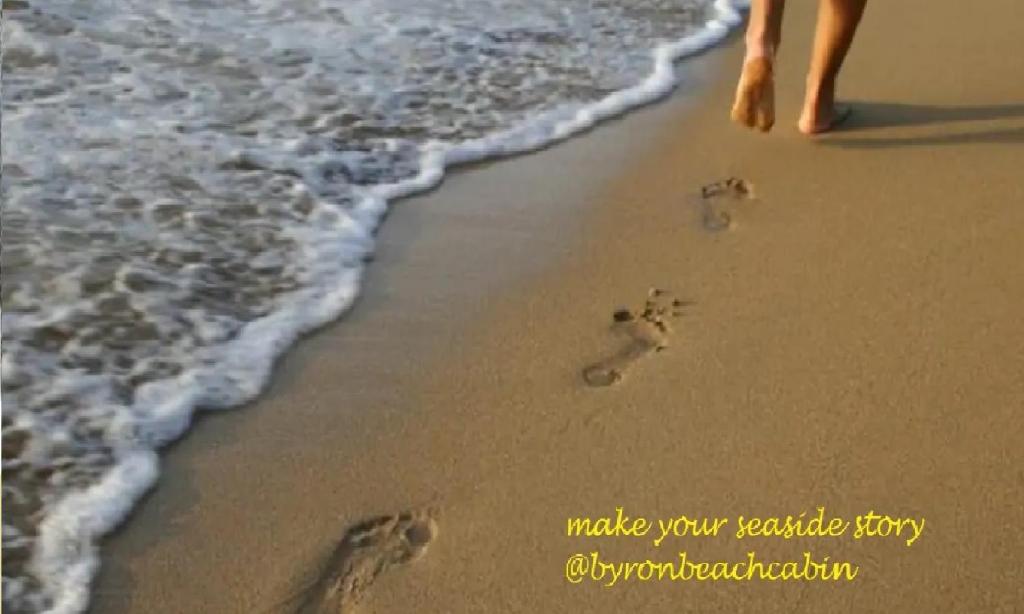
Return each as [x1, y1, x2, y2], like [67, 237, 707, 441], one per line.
[821, 101, 1024, 149]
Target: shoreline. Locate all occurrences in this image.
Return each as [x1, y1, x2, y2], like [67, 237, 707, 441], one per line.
[88, 37, 729, 613]
[91, 1, 1024, 612]
[5, 5, 749, 612]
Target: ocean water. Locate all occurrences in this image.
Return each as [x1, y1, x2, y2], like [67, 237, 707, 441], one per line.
[0, 0, 745, 610]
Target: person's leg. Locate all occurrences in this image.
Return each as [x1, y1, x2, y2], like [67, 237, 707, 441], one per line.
[730, 0, 786, 132]
[798, 0, 868, 134]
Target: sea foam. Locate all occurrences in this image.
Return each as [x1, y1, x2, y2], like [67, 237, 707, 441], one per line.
[1, 1, 746, 611]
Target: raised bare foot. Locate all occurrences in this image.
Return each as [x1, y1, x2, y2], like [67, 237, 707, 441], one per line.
[730, 55, 776, 133]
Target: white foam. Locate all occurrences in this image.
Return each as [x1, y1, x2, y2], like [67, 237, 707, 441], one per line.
[19, 2, 747, 611]
[376, 0, 747, 198]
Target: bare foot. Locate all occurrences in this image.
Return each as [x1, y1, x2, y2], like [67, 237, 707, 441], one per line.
[730, 56, 775, 132]
[797, 104, 853, 135]
[798, 83, 853, 135]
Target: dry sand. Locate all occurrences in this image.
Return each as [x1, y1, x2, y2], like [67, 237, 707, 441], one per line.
[91, 1, 1024, 612]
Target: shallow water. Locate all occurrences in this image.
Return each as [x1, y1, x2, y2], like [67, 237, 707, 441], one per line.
[0, 0, 742, 610]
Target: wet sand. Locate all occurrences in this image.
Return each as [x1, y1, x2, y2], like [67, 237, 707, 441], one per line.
[92, 1, 1024, 612]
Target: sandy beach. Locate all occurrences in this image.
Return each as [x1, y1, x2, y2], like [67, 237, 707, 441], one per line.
[90, 1, 1024, 612]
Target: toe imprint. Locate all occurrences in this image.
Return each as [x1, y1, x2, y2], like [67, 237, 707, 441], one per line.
[292, 510, 438, 613]
[697, 177, 754, 232]
[582, 288, 691, 387]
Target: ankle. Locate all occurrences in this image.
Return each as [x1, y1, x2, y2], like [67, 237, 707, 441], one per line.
[803, 75, 835, 110]
[744, 34, 775, 63]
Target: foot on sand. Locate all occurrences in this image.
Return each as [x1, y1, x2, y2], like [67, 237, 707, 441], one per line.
[582, 288, 691, 387]
[699, 177, 754, 232]
[797, 104, 853, 135]
[293, 511, 438, 614]
[730, 57, 775, 132]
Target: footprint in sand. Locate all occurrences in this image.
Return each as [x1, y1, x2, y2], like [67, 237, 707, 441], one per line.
[292, 510, 437, 614]
[582, 288, 692, 387]
[698, 177, 754, 232]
